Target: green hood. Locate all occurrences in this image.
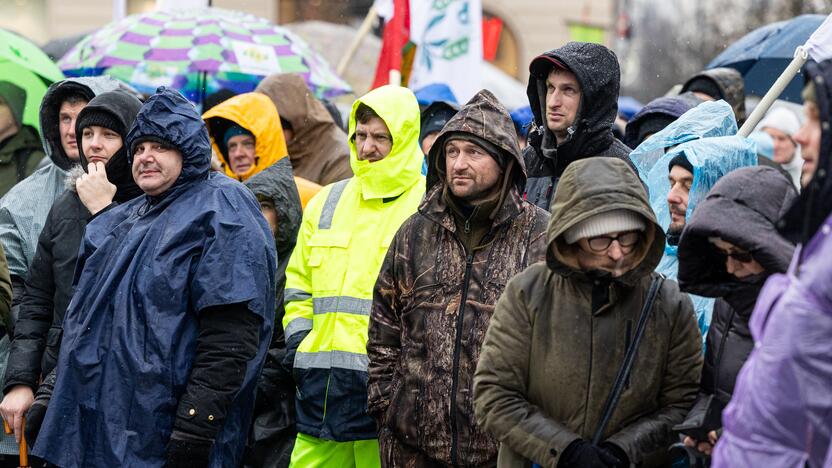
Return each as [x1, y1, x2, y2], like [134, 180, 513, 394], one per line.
[348, 85, 424, 200]
[546, 157, 665, 285]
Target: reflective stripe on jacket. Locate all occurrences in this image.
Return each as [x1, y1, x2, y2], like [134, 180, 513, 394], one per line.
[283, 85, 426, 441]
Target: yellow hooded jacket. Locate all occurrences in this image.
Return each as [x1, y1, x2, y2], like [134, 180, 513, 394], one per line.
[202, 92, 321, 207]
[282, 85, 425, 441]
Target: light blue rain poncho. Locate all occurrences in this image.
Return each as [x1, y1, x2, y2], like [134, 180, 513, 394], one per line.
[629, 100, 757, 341]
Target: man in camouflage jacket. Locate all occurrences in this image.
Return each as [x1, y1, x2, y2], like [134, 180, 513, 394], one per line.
[367, 89, 550, 467]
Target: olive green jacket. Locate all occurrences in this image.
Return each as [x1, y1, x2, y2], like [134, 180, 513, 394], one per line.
[0, 126, 44, 197]
[473, 158, 703, 467]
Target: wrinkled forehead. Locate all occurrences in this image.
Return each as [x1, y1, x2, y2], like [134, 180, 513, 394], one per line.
[355, 115, 391, 136]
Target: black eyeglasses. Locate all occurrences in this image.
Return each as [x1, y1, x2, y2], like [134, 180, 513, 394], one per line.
[586, 231, 641, 252]
[718, 250, 754, 263]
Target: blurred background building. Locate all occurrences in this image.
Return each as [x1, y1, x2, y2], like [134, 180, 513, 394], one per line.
[0, 0, 616, 83]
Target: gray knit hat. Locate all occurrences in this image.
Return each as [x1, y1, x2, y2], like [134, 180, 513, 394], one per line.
[564, 209, 647, 244]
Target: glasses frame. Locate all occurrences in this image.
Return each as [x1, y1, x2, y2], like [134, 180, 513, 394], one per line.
[585, 231, 642, 253]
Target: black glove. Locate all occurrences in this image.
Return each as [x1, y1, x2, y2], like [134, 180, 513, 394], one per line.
[558, 439, 623, 468]
[24, 399, 47, 447]
[165, 430, 213, 468]
[24, 368, 57, 447]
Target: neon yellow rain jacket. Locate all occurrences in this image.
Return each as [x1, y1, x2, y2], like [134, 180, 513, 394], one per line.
[282, 85, 425, 441]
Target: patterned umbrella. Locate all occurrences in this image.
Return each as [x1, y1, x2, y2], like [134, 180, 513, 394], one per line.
[58, 8, 352, 103]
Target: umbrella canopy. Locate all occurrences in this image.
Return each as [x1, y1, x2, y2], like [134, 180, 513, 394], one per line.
[58, 8, 351, 103]
[708, 14, 825, 103]
[0, 28, 65, 130]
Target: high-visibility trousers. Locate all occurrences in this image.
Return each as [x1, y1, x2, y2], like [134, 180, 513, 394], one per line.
[289, 432, 381, 468]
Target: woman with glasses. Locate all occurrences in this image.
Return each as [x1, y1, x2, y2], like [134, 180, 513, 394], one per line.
[674, 166, 797, 462]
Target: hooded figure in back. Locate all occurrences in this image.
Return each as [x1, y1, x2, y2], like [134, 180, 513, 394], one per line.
[255, 73, 353, 186]
[367, 90, 549, 467]
[629, 100, 757, 340]
[242, 154, 304, 468]
[0, 81, 45, 196]
[522, 42, 637, 211]
[473, 157, 702, 468]
[712, 54, 832, 468]
[0, 89, 144, 446]
[202, 91, 321, 208]
[32, 88, 277, 468]
[624, 93, 702, 148]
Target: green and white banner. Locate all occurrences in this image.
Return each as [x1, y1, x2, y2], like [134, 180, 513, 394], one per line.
[408, 0, 483, 102]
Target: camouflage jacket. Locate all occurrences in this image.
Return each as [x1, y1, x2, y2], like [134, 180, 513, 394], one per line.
[368, 177, 549, 467]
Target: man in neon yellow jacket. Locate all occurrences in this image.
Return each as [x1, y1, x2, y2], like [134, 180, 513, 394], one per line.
[282, 85, 426, 467]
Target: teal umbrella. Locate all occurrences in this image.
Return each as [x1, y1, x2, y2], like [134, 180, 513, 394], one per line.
[59, 8, 352, 103]
[0, 29, 65, 130]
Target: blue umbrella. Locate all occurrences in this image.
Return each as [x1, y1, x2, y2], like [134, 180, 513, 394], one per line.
[708, 14, 825, 103]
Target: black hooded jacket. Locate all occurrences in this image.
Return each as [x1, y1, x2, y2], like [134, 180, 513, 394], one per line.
[677, 166, 796, 406]
[522, 42, 636, 211]
[243, 157, 303, 468]
[3, 90, 143, 394]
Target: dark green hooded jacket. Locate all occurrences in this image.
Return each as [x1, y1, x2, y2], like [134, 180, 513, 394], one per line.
[474, 157, 702, 467]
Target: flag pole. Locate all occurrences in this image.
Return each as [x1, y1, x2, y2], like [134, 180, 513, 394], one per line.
[337, 5, 378, 77]
[738, 46, 809, 137]
[389, 69, 402, 86]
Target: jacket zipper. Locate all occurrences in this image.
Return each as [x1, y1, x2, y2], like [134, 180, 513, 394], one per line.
[450, 253, 474, 466]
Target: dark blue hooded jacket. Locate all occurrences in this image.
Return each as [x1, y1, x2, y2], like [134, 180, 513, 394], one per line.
[33, 88, 276, 467]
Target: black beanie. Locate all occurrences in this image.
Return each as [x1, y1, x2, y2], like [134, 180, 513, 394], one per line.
[668, 152, 693, 174]
[420, 108, 456, 143]
[630, 115, 677, 147]
[76, 108, 125, 138]
[444, 132, 508, 169]
[684, 77, 723, 101]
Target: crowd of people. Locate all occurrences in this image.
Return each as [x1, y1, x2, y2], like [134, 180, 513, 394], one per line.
[0, 37, 826, 468]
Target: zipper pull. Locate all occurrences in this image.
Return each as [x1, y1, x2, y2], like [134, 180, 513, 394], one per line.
[464, 218, 471, 234]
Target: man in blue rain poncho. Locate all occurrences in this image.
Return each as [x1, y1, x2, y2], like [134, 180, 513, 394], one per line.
[630, 100, 756, 340]
[32, 88, 277, 468]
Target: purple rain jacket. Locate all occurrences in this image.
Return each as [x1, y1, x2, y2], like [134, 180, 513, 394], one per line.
[712, 58, 832, 468]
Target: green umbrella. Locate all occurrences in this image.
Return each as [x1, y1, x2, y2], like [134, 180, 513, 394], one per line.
[0, 29, 65, 131]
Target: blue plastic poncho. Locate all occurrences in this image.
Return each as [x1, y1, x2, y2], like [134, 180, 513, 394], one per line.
[34, 88, 277, 467]
[630, 100, 757, 340]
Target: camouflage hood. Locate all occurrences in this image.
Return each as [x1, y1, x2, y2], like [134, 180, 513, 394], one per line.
[426, 89, 526, 194]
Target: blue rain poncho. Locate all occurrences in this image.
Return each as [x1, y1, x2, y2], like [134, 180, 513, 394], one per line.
[630, 100, 757, 339]
[33, 88, 277, 467]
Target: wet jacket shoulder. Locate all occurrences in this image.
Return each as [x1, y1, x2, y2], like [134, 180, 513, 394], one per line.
[0, 243, 10, 334]
[368, 89, 549, 466]
[255, 74, 352, 185]
[474, 158, 702, 467]
[522, 43, 635, 210]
